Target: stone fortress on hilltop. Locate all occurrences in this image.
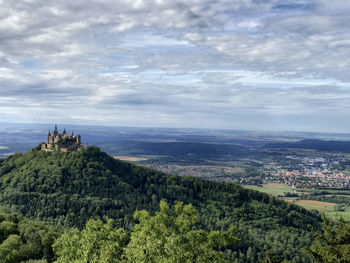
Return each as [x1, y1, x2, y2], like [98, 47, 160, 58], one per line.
[41, 125, 86, 152]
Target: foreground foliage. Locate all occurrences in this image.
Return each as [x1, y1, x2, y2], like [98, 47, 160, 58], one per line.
[54, 200, 237, 263]
[1, 201, 350, 262]
[0, 210, 59, 263]
[305, 217, 350, 263]
[53, 219, 128, 263]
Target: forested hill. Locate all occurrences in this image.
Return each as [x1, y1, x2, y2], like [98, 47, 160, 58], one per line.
[265, 139, 350, 152]
[0, 146, 321, 262]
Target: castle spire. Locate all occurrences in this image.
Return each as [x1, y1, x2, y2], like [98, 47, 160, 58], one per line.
[53, 124, 58, 136]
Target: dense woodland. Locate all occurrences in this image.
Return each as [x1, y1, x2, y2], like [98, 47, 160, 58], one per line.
[265, 139, 350, 152]
[0, 210, 58, 262]
[0, 203, 348, 263]
[0, 145, 346, 262]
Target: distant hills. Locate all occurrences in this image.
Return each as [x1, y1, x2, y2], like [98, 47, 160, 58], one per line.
[265, 139, 350, 152]
[3, 122, 350, 158]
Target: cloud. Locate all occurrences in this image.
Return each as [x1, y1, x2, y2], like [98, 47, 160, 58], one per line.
[0, 0, 349, 132]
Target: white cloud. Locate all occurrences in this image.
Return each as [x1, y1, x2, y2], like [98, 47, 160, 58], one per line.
[0, 0, 349, 132]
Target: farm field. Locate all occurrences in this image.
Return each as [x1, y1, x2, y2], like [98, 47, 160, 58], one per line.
[244, 183, 294, 196]
[113, 156, 148, 162]
[288, 199, 336, 212]
[244, 183, 350, 220]
[288, 199, 350, 220]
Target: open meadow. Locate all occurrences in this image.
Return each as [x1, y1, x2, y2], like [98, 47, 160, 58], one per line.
[113, 156, 148, 162]
[244, 184, 350, 220]
[289, 199, 350, 220]
[244, 183, 294, 196]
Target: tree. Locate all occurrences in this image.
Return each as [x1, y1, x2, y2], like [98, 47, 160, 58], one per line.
[259, 249, 285, 263]
[124, 199, 237, 263]
[305, 216, 350, 262]
[53, 200, 238, 262]
[0, 234, 24, 263]
[0, 212, 58, 263]
[53, 219, 129, 263]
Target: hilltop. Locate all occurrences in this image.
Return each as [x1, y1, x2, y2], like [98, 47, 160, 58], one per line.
[0, 145, 321, 262]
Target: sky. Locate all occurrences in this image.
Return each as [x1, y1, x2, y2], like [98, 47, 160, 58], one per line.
[1, 0, 350, 132]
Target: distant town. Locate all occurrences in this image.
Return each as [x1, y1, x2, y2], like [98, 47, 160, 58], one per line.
[144, 150, 350, 189]
[259, 153, 350, 188]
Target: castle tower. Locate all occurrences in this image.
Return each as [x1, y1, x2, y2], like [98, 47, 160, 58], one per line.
[76, 134, 81, 144]
[47, 131, 51, 144]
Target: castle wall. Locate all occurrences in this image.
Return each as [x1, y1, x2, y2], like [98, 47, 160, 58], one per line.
[48, 135, 54, 144]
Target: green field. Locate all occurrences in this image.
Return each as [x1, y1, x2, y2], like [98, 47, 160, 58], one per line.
[291, 199, 336, 212]
[323, 209, 350, 220]
[244, 183, 294, 196]
[289, 199, 350, 220]
[0, 146, 9, 150]
[244, 184, 350, 220]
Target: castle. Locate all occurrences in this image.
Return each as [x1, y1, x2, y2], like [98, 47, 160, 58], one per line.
[41, 125, 85, 152]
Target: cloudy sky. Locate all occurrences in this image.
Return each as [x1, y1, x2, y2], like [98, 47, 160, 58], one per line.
[1, 0, 350, 132]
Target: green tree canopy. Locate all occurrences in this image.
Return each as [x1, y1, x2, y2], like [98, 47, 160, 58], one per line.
[305, 216, 350, 263]
[53, 219, 129, 263]
[0, 211, 58, 263]
[53, 200, 237, 263]
[124, 199, 237, 263]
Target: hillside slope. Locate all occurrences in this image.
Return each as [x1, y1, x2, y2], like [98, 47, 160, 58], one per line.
[0, 146, 320, 262]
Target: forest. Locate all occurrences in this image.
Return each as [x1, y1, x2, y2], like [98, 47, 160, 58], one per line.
[0, 146, 348, 262]
[265, 139, 350, 152]
[0, 202, 348, 263]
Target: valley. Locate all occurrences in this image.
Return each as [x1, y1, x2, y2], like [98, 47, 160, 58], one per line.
[2, 123, 350, 222]
[1, 123, 350, 261]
